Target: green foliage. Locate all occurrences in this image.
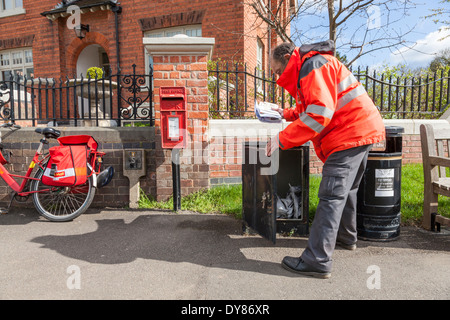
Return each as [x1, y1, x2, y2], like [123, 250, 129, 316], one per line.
[336, 51, 349, 65]
[429, 48, 450, 72]
[139, 185, 242, 218]
[207, 59, 250, 119]
[86, 67, 103, 80]
[308, 174, 321, 223]
[357, 63, 450, 119]
[123, 122, 151, 127]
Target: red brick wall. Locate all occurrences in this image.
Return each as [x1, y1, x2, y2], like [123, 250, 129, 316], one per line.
[1, 1, 289, 78]
[402, 134, 424, 164]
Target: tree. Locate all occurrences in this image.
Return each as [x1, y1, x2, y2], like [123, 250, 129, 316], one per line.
[248, 0, 417, 67]
[360, 62, 450, 119]
[247, 0, 299, 44]
[425, 0, 450, 40]
[429, 48, 450, 72]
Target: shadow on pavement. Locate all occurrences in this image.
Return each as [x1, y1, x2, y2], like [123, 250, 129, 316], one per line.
[2, 208, 448, 278]
[28, 211, 308, 277]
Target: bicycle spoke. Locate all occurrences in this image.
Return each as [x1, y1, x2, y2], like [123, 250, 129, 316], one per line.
[33, 180, 92, 219]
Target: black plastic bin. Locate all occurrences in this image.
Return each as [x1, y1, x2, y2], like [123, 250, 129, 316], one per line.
[356, 126, 404, 241]
[242, 141, 309, 243]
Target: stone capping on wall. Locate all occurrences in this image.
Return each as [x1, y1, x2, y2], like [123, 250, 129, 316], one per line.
[143, 35, 215, 59]
[0, 126, 155, 144]
[382, 119, 450, 134]
[209, 119, 450, 137]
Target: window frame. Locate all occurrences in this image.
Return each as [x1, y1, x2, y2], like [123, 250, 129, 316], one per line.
[256, 37, 264, 92]
[0, 0, 25, 18]
[0, 47, 34, 82]
[144, 24, 203, 77]
[144, 25, 202, 39]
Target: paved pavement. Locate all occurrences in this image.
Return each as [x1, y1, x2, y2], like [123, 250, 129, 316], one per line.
[0, 207, 449, 300]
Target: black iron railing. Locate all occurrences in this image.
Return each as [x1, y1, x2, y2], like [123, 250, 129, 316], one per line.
[208, 62, 450, 120]
[0, 64, 154, 127]
[353, 66, 450, 119]
[208, 61, 295, 119]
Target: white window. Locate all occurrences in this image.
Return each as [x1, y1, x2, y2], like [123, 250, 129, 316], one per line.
[186, 28, 202, 37]
[0, 0, 25, 18]
[144, 25, 202, 73]
[256, 38, 264, 91]
[145, 25, 202, 38]
[0, 48, 33, 82]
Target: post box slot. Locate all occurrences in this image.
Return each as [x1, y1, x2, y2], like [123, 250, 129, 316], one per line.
[160, 98, 184, 111]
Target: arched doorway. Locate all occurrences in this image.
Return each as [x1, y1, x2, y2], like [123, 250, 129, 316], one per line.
[75, 44, 114, 125]
[76, 44, 110, 77]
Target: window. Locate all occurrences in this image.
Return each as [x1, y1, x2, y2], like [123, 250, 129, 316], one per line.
[0, 48, 33, 82]
[144, 25, 202, 73]
[145, 25, 202, 38]
[0, 0, 25, 17]
[186, 28, 202, 37]
[99, 47, 111, 77]
[256, 38, 264, 91]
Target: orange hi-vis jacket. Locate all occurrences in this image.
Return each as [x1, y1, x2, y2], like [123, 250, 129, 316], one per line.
[276, 40, 385, 163]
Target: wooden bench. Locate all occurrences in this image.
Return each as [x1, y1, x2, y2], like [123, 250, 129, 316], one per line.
[420, 123, 450, 231]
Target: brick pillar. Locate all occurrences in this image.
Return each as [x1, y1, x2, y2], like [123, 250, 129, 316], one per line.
[144, 36, 215, 201]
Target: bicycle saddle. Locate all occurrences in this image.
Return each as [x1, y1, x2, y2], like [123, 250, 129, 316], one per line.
[35, 127, 61, 139]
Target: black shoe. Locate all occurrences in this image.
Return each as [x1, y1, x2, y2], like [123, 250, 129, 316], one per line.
[281, 256, 331, 279]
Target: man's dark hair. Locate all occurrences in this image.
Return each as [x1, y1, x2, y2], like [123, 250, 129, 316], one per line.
[271, 42, 296, 63]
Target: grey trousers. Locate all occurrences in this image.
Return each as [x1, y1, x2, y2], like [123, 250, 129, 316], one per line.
[300, 144, 372, 272]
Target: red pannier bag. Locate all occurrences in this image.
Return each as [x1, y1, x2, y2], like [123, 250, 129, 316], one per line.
[41, 135, 97, 187]
[57, 135, 98, 153]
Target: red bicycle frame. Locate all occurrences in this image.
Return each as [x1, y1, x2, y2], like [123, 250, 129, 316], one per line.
[0, 141, 50, 196]
[0, 132, 105, 198]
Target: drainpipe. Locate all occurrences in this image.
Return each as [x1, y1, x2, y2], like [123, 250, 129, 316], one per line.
[112, 5, 122, 73]
[267, 0, 271, 73]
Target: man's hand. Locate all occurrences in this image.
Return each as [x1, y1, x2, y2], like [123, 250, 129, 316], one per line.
[266, 134, 280, 157]
[272, 106, 284, 118]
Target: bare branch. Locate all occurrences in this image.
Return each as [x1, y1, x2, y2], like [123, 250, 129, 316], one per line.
[247, 1, 293, 43]
[246, 0, 420, 67]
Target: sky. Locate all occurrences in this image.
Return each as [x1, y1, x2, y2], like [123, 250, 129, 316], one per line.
[290, 0, 450, 70]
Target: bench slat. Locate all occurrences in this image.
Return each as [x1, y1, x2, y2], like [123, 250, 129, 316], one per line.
[436, 140, 446, 177]
[435, 214, 450, 227]
[433, 178, 450, 196]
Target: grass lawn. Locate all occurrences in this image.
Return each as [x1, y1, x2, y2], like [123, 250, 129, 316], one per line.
[139, 163, 449, 226]
[140, 184, 242, 217]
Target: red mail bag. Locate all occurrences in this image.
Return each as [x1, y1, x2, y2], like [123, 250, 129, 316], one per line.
[41, 145, 88, 187]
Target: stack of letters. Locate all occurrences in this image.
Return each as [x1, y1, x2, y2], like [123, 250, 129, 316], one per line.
[255, 101, 282, 123]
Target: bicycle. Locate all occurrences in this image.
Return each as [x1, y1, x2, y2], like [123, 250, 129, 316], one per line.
[0, 122, 114, 222]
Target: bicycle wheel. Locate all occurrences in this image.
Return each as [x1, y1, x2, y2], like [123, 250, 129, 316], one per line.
[31, 168, 96, 222]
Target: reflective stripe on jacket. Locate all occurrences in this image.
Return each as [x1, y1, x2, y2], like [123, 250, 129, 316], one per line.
[276, 43, 385, 163]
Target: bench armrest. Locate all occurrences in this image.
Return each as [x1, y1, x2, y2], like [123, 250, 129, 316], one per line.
[429, 156, 450, 168]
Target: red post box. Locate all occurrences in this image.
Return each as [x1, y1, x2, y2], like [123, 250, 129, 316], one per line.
[159, 87, 187, 149]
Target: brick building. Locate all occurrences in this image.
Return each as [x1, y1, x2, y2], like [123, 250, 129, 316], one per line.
[0, 0, 296, 82]
[0, 0, 437, 208]
[0, 0, 299, 204]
